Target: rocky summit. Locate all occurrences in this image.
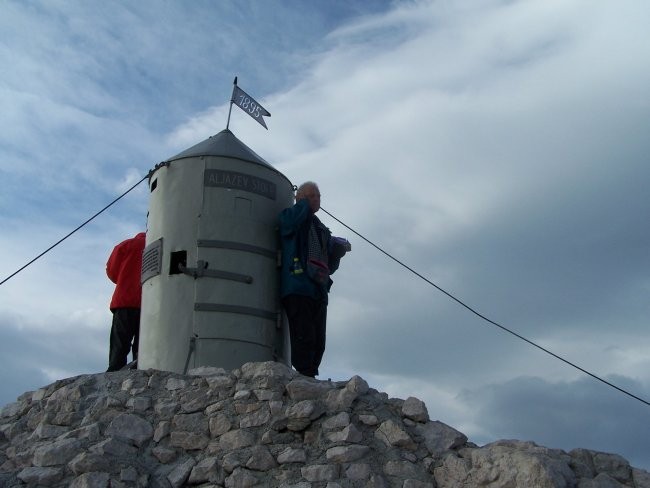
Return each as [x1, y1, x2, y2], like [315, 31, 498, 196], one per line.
[1, 361, 648, 488]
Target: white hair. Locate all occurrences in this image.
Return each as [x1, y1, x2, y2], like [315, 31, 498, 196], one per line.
[296, 181, 319, 196]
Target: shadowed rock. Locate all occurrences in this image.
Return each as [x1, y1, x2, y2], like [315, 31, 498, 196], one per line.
[0, 361, 647, 488]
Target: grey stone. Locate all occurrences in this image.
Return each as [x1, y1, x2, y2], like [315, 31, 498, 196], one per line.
[220, 429, 255, 450]
[172, 411, 209, 433]
[578, 473, 626, 488]
[327, 423, 363, 443]
[633, 468, 650, 487]
[31, 388, 48, 401]
[366, 474, 390, 488]
[415, 420, 467, 455]
[235, 390, 252, 400]
[301, 464, 340, 481]
[435, 453, 472, 484]
[358, 414, 379, 426]
[188, 366, 228, 377]
[152, 446, 178, 464]
[304, 429, 320, 445]
[326, 445, 371, 463]
[180, 383, 211, 413]
[254, 388, 282, 401]
[325, 376, 369, 411]
[287, 400, 319, 418]
[0, 402, 28, 418]
[33, 437, 82, 466]
[286, 400, 324, 431]
[225, 466, 261, 487]
[69, 471, 110, 488]
[437, 441, 577, 488]
[30, 422, 68, 440]
[121, 466, 138, 482]
[401, 451, 418, 463]
[154, 399, 179, 418]
[122, 376, 145, 392]
[383, 460, 421, 479]
[240, 406, 271, 428]
[188, 457, 223, 484]
[286, 377, 334, 400]
[277, 447, 307, 464]
[246, 445, 278, 471]
[570, 448, 598, 478]
[17, 466, 64, 484]
[401, 397, 429, 423]
[222, 451, 246, 473]
[126, 396, 151, 412]
[167, 456, 196, 488]
[375, 420, 417, 451]
[235, 402, 264, 416]
[323, 412, 351, 431]
[403, 480, 434, 488]
[68, 452, 111, 474]
[592, 452, 632, 484]
[169, 430, 209, 450]
[105, 412, 153, 447]
[166, 377, 190, 391]
[210, 413, 233, 436]
[63, 422, 102, 442]
[206, 401, 226, 416]
[1, 364, 647, 488]
[90, 436, 137, 456]
[269, 400, 284, 416]
[346, 463, 371, 480]
[206, 374, 236, 390]
[239, 361, 295, 381]
[153, 420, 171, 442]
[52, 408, 82, 426]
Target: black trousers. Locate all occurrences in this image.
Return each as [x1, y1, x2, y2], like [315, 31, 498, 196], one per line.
[282, 295, 327, 378]
[107, 308, 140, 372]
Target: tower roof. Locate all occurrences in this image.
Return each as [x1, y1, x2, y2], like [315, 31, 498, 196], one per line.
[166, 129, 274, 169]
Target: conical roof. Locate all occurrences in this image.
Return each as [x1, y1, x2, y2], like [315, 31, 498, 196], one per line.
[166, 129, 274, 169]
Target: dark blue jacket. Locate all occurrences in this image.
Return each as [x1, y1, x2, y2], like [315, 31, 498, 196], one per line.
[279, 199, 342, 302]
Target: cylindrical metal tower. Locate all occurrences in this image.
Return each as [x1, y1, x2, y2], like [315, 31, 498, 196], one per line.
[138, 129, 293, 373]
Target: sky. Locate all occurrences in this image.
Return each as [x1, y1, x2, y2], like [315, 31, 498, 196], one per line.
[1, 0, 649, 471]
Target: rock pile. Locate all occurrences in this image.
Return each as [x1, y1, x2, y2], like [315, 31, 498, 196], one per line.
[1, 361, 648, 487]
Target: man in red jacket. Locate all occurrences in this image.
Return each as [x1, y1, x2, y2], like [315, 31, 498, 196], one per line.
[106, 232, 146, 372]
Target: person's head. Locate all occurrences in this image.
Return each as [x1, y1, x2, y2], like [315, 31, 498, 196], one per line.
[296, 181, 321, 214]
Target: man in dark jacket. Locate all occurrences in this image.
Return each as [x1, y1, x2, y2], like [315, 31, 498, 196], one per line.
[279, 182, 349, 377]
[106, 232, 146, 372]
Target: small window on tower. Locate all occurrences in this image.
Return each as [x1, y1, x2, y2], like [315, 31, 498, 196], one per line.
[169, 250, 187, 275]
[150, 179, 158, 192]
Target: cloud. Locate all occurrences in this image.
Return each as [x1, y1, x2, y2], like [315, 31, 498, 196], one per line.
[138, 2, 650, 469]
[460, 375, 650, 470]
[1, 0, 649, 472]
[0, 317, 106, 407]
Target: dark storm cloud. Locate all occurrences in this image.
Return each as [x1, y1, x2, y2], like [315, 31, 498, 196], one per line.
[460, 375, 650, 470]
[1, 0, 649, 473]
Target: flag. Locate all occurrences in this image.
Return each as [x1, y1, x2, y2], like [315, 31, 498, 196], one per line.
[230, 83, 271, 129]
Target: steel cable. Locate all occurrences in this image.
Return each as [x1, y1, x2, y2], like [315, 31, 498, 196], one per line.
[320, 206, 650, 408]
[2, 183, 647, 408]
[0, 174, 148, 286]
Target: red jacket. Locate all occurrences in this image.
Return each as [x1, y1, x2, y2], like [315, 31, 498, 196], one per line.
[107, 232, 146, 309]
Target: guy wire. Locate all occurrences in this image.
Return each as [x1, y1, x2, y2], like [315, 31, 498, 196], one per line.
[320, 206, 650, 408]
[2, 183, 648, 408]
[0, 174, 148, 286]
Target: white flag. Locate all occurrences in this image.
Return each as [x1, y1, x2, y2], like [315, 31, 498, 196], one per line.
[231, 84, 271, 129]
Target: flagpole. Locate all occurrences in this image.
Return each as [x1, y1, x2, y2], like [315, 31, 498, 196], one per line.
[226, 76, 237, 130]
[226, 77, 270, 130]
